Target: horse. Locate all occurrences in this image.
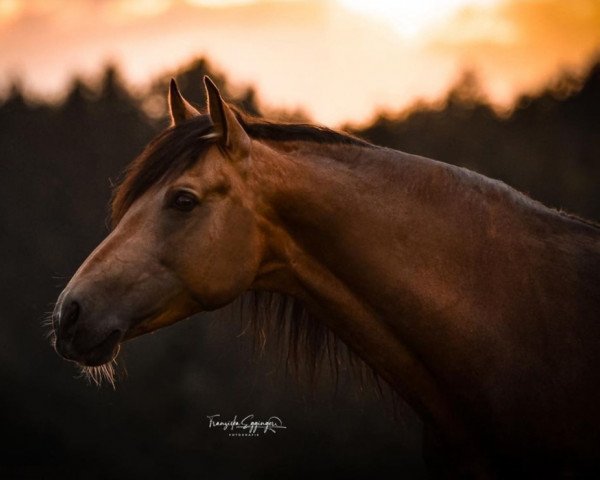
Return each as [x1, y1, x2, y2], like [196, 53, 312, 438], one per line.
[51, 76, 600, 478]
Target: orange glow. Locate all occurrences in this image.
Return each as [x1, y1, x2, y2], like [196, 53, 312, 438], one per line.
[0, 0, 598, 125]
[109, 0, 172, 18]
[338, 0, 499, 38]
[0, 0, 19, 22]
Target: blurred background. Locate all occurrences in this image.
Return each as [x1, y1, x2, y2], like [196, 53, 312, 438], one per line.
[0, 0, 599, 478]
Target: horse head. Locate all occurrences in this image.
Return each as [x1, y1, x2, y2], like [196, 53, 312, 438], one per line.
[52, 78, 264, 370]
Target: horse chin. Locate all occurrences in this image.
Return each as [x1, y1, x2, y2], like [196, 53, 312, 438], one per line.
[56, 329, 123, 367]
[82, 331, 122, 367]
[78, 342, 120, 367]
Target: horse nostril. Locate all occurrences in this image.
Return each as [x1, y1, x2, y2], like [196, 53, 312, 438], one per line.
[60, 301, 80, 338]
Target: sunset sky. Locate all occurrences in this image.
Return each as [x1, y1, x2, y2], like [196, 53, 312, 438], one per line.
[0, 0, 599, 125]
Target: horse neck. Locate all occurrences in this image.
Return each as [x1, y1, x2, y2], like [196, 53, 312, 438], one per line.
[251, 138, 599, 319]
[253, 139, 530, 319]
[248, 138, 600, 462]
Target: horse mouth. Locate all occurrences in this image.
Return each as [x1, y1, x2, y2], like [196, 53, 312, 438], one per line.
[56, 330, 123, 367]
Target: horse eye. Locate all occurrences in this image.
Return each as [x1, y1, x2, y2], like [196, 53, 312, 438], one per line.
[170, 191, 198, 212]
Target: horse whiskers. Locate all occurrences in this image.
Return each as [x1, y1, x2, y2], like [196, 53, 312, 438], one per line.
[42, 310, 57, 343]
[79, 356, 119, 389]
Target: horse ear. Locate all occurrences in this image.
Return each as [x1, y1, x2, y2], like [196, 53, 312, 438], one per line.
[203, 76, 251, 160]
[168, 78, 200, 126]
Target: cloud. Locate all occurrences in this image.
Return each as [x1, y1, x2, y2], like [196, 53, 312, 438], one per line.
[427, 0, 600, 102]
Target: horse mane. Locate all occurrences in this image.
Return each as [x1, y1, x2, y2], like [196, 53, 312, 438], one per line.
[237, 290, 388, 397]
[240, 292, 338, 378]
[111, 113, 372, 225]
[237, 112, 373, 148]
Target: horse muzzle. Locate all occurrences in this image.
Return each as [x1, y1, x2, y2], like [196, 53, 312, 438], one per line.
[53, 295, 125, 367]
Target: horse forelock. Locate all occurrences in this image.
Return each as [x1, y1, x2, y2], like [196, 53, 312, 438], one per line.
[111, 115, 217, 226]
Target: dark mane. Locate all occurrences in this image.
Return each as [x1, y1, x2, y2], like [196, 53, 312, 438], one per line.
[238, 290, 387, 396]
[111, 113, 372, 224]
[239, 114, 373, 148]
